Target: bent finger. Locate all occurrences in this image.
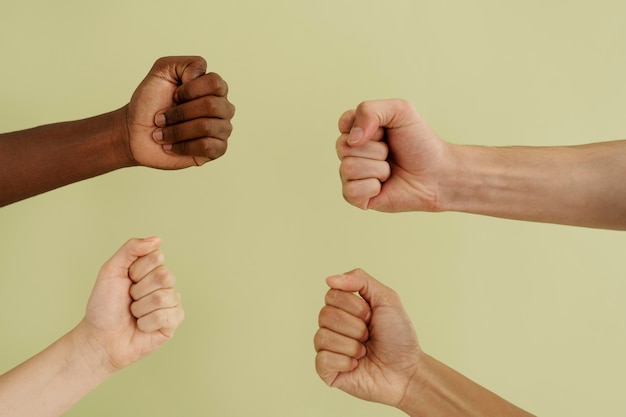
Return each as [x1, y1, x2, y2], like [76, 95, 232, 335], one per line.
[175, 72, 229, 103]
[342, 178, 382, 210]
[336, 132, 388, 160]
[318, 305, 369, 342]
[340, 157, 390, 183]
[315, 351, 358, 386]
[130, 265, 176, 300]
[314, 328, 367, 358]
[131, 288, 181, 318]
[155, 95, 235, 127]
[338, 109, 356, 134]
[349, 99, 417, 146]
[163, 136, 228, 163]
[136, 305, 185, 336]
[128, 250, 165, 283]
[154, 118, 233, 144]
[99, 237, 161, 278]
[324, 289, 371, 322]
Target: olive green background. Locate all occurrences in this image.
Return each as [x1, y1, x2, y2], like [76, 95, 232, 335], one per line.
[1, 1, 625, 416]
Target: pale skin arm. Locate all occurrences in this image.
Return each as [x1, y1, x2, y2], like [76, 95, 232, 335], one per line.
[0, 56, 235, 207]
[337, 99, 626, 230]
[314, 268, 534, 417]
[0, 237, 184, 417]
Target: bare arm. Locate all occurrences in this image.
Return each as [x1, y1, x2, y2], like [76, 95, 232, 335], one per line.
[0, 109, 131, 206]
[440, 141, 626, 229]
[315, 269, 535, 417]
[0, 237, 184, 417]
[337, 99, 626, 229]
[399, 353, 533, 417]
[0, 56, 235, 207]
[0, 326, 113, 417]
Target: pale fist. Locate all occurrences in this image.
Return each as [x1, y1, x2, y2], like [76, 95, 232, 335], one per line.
[79, 237, 184, 372]
[314, 269, 422, 407]
[337, 99, 449, 212]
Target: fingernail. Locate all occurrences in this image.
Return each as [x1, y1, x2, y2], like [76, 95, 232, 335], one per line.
[348, 127, 363, 145]
[142, 236, 160, 242]
[359, 344, 367, 358]
[155, 113, 166, 127]
[152, 129, 163, 142]
[162, 144, 173, 151]
[364, 311, 372, 323]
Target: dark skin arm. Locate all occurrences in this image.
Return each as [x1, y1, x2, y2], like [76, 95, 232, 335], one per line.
[0, 56, 235, 207]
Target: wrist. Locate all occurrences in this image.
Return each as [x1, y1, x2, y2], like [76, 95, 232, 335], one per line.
[418, 142, 465, 214]
[69, 320, 118, 378]
[110, 105, 137, 168]
[397, 353, 535, 417]
[396, 353, 431, 417]
[435, 144, 508, 214]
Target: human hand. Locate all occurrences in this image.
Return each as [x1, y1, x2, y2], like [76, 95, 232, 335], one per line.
[125, 56, 235, 169]
[314, 268, 422, 407]
[337, 99, 450, 212]
[76, 237, 184, 372]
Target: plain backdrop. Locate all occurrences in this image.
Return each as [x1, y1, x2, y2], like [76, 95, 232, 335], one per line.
[1, 1, 626, 416]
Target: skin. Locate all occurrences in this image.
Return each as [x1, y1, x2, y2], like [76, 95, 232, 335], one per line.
[337, 99, 626, 229]
[314, 269, 535, 417]
[0, 56, 235, 207]
[0, 237, 184, 417]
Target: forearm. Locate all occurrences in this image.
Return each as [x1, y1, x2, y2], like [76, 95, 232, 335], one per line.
[398, 354, 534, 417]
[0, 107, 134, 207]
[0, 325, 113, 417]
[439, 141, 626, 230]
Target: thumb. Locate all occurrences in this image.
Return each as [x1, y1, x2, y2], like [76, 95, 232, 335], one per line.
[346, 104, 384, 147]
[100, 237, 162, 277]
[347, 99, 420, 147]
[150, 56, 207, 84]
[326, 268, 398, 308]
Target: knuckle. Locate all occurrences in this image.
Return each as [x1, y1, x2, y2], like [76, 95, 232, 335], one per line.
[152, 291, 167, 305]
[340, 158, 358, 178]
[336, 138, 348, 160]
[356, 100, 373, 115]
[156, 309, 170, 324]
[223, 121, 234, 137]
[313, 328, 327, 350]
[315, 351, 332, 372]
[154, 250, 165, 265]
[202, 139, 227, 160]
[202, 95, 219, 114]
[342, 182, 361, 202]
[193, 55, 208, 68]
[324, 289, 340, 306]
[205, 72, 224, 93]
[156, 267, 176, 287]
[200, 119, 214, 136]
[318, 306, 333, 327]
[397, 98, 414, 111]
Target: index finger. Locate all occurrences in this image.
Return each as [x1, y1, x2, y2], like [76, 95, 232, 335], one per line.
[338, 109, 356, 134]
[175, 72, 229, 103]
[348, 99, 417, 147]
[325, 289, 371, 323]
[326, 269, 400, 308]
